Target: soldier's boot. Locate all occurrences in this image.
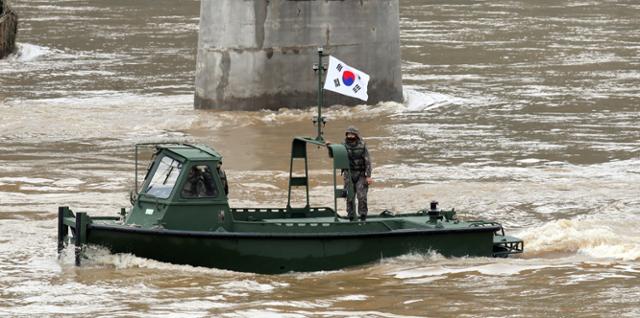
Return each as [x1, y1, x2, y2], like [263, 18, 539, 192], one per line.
[346, 200, 356, 221]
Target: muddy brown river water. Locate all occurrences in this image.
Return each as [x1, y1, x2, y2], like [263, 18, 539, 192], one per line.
[1, 0, 639, 317]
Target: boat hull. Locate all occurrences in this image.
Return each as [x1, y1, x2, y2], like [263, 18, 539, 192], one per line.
[85, 223, 496, 273]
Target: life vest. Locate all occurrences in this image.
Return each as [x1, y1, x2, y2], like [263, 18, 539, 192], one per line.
[345, 140, 366, 172]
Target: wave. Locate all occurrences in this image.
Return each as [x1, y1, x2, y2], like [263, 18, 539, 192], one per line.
[72, 246, 245, 276]
[518, 214, 640, 261]
[5, 43, 57, 62]
[1, 86, 468, 143]
[222, 88, 465, 127]
[402, 87, 466, 112]
[0, 94, 196, 143]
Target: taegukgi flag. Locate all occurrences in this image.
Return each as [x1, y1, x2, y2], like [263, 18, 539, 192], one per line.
[323, 56, 369, 102]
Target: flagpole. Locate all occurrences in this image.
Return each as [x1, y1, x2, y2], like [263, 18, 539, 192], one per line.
[315, 47, 325, 142]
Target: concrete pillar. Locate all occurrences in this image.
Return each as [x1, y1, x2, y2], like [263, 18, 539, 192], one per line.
[0, 1, 18, 59]
[195, 0, 403, 110]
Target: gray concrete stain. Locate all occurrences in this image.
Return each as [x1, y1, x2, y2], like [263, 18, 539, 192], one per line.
[254, 0, 267, 49]
[216, 51, 231, 103]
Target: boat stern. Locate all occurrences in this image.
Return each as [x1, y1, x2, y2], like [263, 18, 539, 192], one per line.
[57, 206, 121, 265]
[493, 234, 524, 257]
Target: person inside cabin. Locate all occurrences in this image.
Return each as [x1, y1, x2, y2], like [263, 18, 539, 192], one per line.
[201, 166, 217, 196]
[182, 165, 223, 198]
[182, 166, 208, 198]
[217, 161, 229, 196]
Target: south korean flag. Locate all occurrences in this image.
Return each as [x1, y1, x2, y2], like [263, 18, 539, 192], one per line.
[323, 56, 370, 102]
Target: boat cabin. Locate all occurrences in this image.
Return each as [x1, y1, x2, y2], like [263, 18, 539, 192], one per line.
[125, 139, 356, 232]
[126, 144, 230, 231]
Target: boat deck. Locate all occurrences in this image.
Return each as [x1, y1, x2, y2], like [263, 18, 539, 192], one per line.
[231, 213, 502, 234]
[85, 208, 504, 235]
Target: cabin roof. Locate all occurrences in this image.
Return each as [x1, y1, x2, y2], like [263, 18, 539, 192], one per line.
[162, 144, 222, 161]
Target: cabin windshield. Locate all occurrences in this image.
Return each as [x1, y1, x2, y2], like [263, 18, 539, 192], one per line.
[144, 156, 182, 199]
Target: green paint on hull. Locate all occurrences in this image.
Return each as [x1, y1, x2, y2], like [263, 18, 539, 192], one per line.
[87, 219, 495, 274]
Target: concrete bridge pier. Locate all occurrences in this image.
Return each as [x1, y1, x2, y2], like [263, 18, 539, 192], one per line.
[0, 0, 18, 59]
[195, 0, 403, 110]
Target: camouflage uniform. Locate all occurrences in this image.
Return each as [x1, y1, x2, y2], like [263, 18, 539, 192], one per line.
[217, 164, 229, 196]
[342, 126, 372, 221]
[182, 167, 207, 197]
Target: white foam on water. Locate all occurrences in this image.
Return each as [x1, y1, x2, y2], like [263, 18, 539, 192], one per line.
[376, 157, 640, 185]
[150, 22, 199, 32]
[402, 87, 466, 112]
[315, 310, 423, 318]
[289, 269, 344, 279]
[231, 87, 468, 127]
[0, 190, 128, 214]
[0, 177, 54, 184]
[5, 43, 56, 62]
[1, 94, 196, 143]
[403, 74, 486, 82]
[52, 178, 86, 187]
[260, 300, 332, 309]
[563, 272, 637, 286]
[240, 182, 280, 190]
[220, 310, 307, 318]
[82, 247, 242, 276]
[19, 185, 78, 192]
[2, 276, 128, 315]
[557, 51, 629, 67]
[255, 102, 405, 125]
[337, 294, 368, 301]
[518, 214, 640, 261]
[516, 158, 546, 164]
[387, 258, 575, 286]
[152, 299, 233, 311]
[219, 280, 289, 293]
[64, 70, 117, 76]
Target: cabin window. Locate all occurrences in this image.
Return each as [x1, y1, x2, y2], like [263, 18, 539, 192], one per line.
[181, 165, 219, 198]
[144, 156, 182, 199]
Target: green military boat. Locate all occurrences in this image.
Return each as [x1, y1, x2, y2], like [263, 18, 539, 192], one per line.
[57, 49, 523, 274]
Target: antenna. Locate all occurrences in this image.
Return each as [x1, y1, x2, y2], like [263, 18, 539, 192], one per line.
[312, 47, 327, 142]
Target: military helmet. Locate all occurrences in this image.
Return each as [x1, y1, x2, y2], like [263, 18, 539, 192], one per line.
[345, 125, 360, 137]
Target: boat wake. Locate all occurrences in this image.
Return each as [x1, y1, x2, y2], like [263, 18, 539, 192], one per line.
[518, 214, 640, 261]
[72, 246, 244, 276]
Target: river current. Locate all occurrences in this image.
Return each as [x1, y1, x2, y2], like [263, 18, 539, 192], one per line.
[1, 0, 639, 317]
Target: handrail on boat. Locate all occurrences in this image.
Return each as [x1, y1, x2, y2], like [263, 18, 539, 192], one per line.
[286, 137, 355, 221]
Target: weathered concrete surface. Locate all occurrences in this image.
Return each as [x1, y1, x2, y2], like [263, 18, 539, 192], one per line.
[0, 0, 18, 59]
[195, 0, 403, 110]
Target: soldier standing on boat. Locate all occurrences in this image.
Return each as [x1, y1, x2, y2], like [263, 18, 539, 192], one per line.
[217, 160, 228, 196]
[342, 126, 373, 221]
